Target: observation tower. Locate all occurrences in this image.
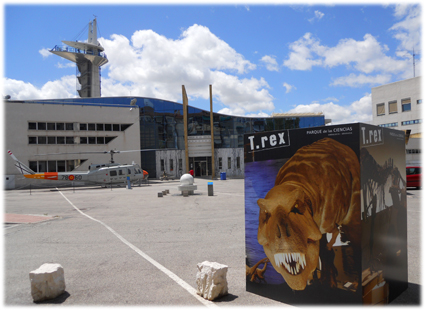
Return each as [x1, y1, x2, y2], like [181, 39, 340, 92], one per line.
[50, 18, 108, 98]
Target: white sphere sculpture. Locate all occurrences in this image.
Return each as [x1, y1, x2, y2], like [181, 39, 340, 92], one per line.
[180, 173, 194, 185]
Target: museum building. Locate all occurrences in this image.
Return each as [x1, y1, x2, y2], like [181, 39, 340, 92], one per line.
[4, 95, 326, 189]
[371, 76, 422, 165]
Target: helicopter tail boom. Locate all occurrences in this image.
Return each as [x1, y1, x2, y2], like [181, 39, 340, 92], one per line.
[7, 150, 36, 175]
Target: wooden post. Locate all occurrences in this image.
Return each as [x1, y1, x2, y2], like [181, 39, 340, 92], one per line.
[209, 85, 215, 180]
[182, 85, 189, 173]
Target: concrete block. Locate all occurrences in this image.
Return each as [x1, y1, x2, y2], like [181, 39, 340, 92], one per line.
[166, 189, 169, 194]
[158, 192, 163, 197]
[29, 263, 65, 302]
[196, 261, 228, 301]
[162, 190, 167, 195]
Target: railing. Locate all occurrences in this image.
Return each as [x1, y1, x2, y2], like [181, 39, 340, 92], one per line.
[50, 45, 107, 59]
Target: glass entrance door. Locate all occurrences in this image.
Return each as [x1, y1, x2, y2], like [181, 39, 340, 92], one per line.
[189, 157, 212, 177]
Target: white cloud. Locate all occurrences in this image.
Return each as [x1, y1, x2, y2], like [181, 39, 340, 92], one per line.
[308, 10, 325, 23]
[99, 24, 273, 115]
[3, 76, 77, 100]
[39, 48, 52, 59]
[283, 82, 296, 93]
[330, 73, 392, 87]
[390, 4, 421, 52]
[288, 93, 372, 125]
[56, 62, 75, 69]
[260, 55, 279, 71]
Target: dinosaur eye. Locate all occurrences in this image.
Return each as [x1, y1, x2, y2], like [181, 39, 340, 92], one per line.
[290, 203, 303, 215]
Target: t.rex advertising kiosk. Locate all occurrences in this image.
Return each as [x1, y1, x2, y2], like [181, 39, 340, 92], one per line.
[244, 123, 408, 305]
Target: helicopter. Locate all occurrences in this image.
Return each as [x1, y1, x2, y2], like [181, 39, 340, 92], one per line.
[7, 149, 150, 186]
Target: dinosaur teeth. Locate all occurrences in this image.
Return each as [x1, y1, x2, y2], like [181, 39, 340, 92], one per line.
[274, 252, 306, 275]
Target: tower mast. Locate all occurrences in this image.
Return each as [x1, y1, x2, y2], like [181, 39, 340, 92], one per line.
[50, 18, 108, 97]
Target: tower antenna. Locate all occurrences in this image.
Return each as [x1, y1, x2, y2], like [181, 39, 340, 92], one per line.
[413, 48, 416, 78]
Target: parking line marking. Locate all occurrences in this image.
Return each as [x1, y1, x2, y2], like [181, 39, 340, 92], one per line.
[56, 188, 217, 308]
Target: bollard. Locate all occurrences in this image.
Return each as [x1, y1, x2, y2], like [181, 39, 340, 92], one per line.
[158, 192, 163, 197]
[208, 182, 213, 196]
[162, 190, 167, 195]
[166, 189, 170, 194]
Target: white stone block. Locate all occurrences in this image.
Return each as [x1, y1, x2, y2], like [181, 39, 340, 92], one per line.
[29, 263, 65, 302]
[196, 261, 228, 301]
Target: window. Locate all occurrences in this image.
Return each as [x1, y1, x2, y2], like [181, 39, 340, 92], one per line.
[47, 123, 56, 130]
[105, 124, 112, 131]
[170, 159, 174, 171]
[28, 122, 37, 130]
[57, 161, 66, 172]
[105, 137, 116, 144]
[28, 137, 37, 144]
[179, 159, 182, 171]
[56, 123, 64, 130]
[88, 123, 96, 131]
[66, 123, 74, 130]
[97, 137, 105, 144]
[121, 124, 131, 131]
[417, 99, 422, 104]
[228, 157, 231, 169]
[57, 136, 65, 144]
[237, 157, 240, 169]
[218, 157, 222, 170]
[80, 137, 87, 144]
[402, 98, 411, 112]
[47, 136, 56, 144]
[80, 123, 87, 130]
[119, 170, 124, 175]
[110, 170, 117, 176]
[113, 124, 120, 131]
[376, 103, 385, 116]
[48, 161, 56, 172]
[96, 123, 104, 131]
[161, 159, 165, 171]
[38, 161, 47, 173]
[29, 161, 37, 172]
[388, 101, 397, 114]
[38, 122, 46, 130]
[38, 136, 46, 144]
[128, 169, 132, 175]
[66, 137, 74, 144]
[88, 137, 96, 144]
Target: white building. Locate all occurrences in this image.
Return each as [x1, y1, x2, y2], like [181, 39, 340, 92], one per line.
[371, 76, 422, 165]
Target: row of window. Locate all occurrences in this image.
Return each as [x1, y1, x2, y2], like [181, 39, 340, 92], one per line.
[28, 136, 117, 145]
[28, 122, 132, 132]
[29, 159, 86, 173]
[406, 149, 421, 154]
[159, 156, 242, 173]
[401, 119, 422, 126]
[377, 98, 421, 116]
[378, 119, 422, 128]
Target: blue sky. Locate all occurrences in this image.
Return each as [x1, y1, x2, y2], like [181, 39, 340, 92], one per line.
[3, 2, 422, 124]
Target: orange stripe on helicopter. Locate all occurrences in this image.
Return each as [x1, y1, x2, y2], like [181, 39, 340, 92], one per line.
[24, 172, 58, 180]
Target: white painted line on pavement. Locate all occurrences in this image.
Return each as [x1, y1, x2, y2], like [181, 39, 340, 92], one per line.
[56, 188, 218, 308]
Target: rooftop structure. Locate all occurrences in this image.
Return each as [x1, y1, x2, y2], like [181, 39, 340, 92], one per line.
[50, 18, 108, 97]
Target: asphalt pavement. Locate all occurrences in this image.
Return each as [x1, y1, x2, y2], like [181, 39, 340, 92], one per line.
[3, 178, 421, 307]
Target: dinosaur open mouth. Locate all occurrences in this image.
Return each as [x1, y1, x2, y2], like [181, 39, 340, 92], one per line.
[274, 252, 306, 275]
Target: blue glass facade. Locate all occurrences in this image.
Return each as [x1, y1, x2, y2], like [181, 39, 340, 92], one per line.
[20, 96, 325, 177]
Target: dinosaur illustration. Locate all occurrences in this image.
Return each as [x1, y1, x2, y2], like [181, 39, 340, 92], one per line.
[246, 258, 270, 283]
[257, 138, 361, 290]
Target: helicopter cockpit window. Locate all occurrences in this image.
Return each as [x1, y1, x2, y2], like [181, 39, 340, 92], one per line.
[128, 169, 132, 174]
[119, 170, 123, 175]
[110, 170, 117, 177]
